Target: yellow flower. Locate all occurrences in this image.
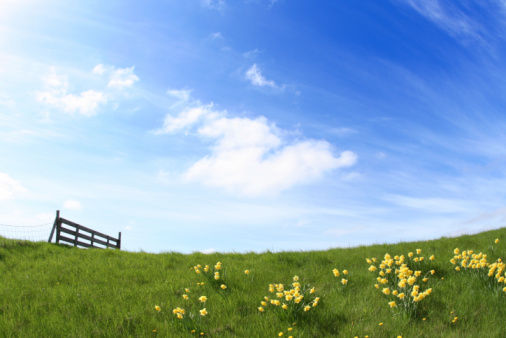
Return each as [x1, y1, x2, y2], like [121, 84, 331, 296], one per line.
[214, 272, 220, 280]
[285, 294, 293, 301]
[304, 305, 311, 311]
[199, 296, 207, 303]
[258, 306, 265, 312]
[392, 290, 399, 296]
[416, 249, 422, 254]
[176, 313, 183, 319]
[333, 268, 340, 276]
[382, 288, 391, 295]
[244, 270, 250, 274]
[310, 287, 315, 294]
[429, 255, 435, 261]
[430, 270, 435, 275]
[374, 284, 380, 289]
[293, 275, 299, 281]
[282, 304, 288, 309]
[183, 294, 189, 300]
[397, 292, 405, 299]
[368, 265, 377, 272]
[454, 248, 460, 255]
[185, 288, 190, 293]
[343, 270, 349, 274]
[288, 328, 293, 331]
[495, 238, 499, 244]
[204, 265, 209, 272]
[341, 278, 348, 285]
[155, 305, 161, 312]
[220, 284, 227, 290]
[199, 308, 208, 316]
[379, 322, 383, 326]
[408, 252, 414, 258]
[388, 301, 396, 307]
[215, 262, 222, 269]
[279, 332, 284, 336]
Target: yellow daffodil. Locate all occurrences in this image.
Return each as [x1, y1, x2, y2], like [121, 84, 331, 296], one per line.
[220, 284, 227, 290]
[199, 308, 208, 316]
[155, 305, 161, 312]
[199, 296, 207, 303]
[244, 270, 250, 274]
[341, 278, 348, 285]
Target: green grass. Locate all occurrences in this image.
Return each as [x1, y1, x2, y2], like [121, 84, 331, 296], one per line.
[1, 228, 506, 337]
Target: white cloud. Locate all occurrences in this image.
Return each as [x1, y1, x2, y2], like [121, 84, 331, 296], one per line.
[92, 64, 106, 75]
[108, 66, 139, 88]
[155, 104, 215, 134]
[245, 63, 277, 88]
[36, 65, 139, 116]
[167, 88, 192, 102]
[0, 172, 27, 200]
[156, 95, 357, 196]
[63, 199, 82, 211]
[37, 69, 107, 116]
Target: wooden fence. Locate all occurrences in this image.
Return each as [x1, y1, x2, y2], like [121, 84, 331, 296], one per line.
[48, 210, 121, 250]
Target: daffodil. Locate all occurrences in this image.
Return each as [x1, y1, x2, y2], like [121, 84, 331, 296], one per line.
[155, 305, 161, 312]
[199, 296, 207, 303]
[199, 308, 208, 316]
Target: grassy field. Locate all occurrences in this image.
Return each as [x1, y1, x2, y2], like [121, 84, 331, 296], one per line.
[1, 228, 506, 337]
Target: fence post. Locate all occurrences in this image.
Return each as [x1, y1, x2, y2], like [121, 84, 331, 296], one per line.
[74, 226, 79, 247]
[118, 232, 122, 249]
[48, 210, 59, 243]
[55, 216, 61, 244]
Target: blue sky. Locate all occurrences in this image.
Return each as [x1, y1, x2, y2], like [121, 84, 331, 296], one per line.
[1, 0, 506, 253]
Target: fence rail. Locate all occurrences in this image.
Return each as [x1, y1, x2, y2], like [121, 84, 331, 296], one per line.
[48, 210, 121, 250]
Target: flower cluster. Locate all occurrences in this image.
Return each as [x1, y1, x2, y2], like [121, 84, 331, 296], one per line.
[366, 250, 434, 316]
[192, 262, 228, 292]
[153, 286, 210, 335]
[258, 275, 320, 322]
[332, 268, 349, 286]
[451, 246, 506, 292]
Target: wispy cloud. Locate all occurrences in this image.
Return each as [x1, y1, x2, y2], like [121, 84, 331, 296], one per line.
[201, 0, 225, 10]
[63, 199, 82, 211]
[384, 195, 474, 214]
[107, 66, 139, 89]
[167, 88, 192, 102]
[245, 63, 278, 88]
[156, 98, 357, 197]
[0, 172, 27, 200]
[155, 104, 215, 134]
[400, 0, 486, 43]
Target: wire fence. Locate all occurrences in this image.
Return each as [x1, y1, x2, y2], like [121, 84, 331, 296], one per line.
[0, 223, 53, 242]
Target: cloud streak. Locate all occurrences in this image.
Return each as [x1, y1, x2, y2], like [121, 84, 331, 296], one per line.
[245, 63, 278, 88]
[0, 172, 27, 201]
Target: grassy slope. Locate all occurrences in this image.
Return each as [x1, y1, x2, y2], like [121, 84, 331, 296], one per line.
[1, 228, 505, 337]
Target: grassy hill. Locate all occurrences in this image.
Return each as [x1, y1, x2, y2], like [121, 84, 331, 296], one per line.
[1, 228, 506, 337]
